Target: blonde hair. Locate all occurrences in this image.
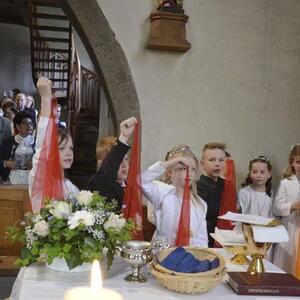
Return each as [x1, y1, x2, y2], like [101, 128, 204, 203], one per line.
[163, 144, 201, 206]
[96, 136, 117, 161]
[26, 95, 35, 108]
[283, 145, 300, 179]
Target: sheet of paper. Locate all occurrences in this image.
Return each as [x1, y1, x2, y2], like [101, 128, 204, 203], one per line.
[218, 212, 274, 226]
[252, 225, 289, 243]
[214, 228, 246, 244]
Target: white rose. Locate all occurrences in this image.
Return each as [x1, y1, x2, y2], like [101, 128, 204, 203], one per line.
[50, 201, 72, 219]
[76, 190, 93, 206]
[67, 210, 95, 229]
[34, 220, 49, 237]
[104, 213, 126, 231]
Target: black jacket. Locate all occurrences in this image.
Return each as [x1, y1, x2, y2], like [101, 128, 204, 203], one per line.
[196, 175, 224, 247]
[88, 140, 130, 211]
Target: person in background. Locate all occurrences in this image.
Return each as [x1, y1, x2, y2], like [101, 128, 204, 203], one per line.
[0, 111, 35, 184]
[89, 117, 136, 211]
[238, 156, 273, 217]
[56, 104, 66, 128]
[2, 100, 17, 135]
[196, 142, 226, 247]
[26, 95, 39, 119]
[0, 114, 11, 162]
[273, 145, 300, 278]
[15, 93, 36, 128]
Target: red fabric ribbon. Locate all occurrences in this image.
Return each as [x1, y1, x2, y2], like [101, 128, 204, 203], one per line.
[31, 98, 63, 212]
[175, 167, 190, 246]
[123, 120, 143, 240]
[217, 159, 237, 230]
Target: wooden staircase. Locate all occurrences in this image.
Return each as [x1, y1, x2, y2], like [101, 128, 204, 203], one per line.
[28, 0, 107, 189]
[29, 0, 72, 104]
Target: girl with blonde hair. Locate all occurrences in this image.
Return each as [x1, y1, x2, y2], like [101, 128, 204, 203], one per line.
[273, 145, 300, 278]
[142, 144, 208, 247]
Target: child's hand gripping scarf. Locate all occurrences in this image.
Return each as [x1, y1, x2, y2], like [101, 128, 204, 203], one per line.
[123, 120, 144, 240]
[217, 158, 237, 230]
[31, 98, 63, 213]
[175, 167, 190, 246]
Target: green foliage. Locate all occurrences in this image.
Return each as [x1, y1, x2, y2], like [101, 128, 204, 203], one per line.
[6, 191, 135, 270]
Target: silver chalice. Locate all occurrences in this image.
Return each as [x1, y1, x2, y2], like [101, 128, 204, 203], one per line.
[121, 240, 153, 283]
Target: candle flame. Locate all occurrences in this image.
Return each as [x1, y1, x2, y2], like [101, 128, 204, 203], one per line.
[91, 260, 102, 291]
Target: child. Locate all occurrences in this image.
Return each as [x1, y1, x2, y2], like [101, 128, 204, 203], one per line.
[238, 156, 273, 217]
[95, 136, 117, 170]
[88, 117, 137, 211]
[196, 143, 226, 247]
[28, 77, 79, 212]
[141, 144, 208, 247]
[273, 145, 300, 278]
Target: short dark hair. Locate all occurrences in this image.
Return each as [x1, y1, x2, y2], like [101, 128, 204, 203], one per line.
[58, 127, 72, 145]
[13, 111, 33, 126]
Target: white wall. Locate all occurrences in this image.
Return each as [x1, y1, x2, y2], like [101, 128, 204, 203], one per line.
[0, 24, 37, 102]
[96, 0, 300, 187]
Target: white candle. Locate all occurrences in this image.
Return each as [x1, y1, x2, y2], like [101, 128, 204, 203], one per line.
[64, 260, 123, 300]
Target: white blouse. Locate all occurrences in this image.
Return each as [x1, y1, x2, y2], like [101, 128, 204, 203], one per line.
[238, 185, 274, 218]
[141, 162, 208, 247]
[29, 117, 79, 212]
[273, 175, 300, 276]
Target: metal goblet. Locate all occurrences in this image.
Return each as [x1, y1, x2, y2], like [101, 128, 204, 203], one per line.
[121, 240, 153, 283]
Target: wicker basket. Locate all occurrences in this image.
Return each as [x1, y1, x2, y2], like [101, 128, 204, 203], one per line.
[150, 247, 226, 294]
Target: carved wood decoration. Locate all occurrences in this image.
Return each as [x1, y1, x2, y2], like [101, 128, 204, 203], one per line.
[147, 11, 191, 52]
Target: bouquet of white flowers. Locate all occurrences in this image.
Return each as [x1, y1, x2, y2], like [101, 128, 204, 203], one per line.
[7, 191, 135, 270]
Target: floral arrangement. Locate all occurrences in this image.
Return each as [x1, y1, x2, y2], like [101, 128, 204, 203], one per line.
[7, 191, 135, 270]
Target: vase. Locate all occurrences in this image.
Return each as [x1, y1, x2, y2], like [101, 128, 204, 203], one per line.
[46, 257, 92, 272]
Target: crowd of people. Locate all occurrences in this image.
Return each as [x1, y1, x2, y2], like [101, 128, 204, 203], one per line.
[0, 78, 299, 279]
[0, 87, 66, 185]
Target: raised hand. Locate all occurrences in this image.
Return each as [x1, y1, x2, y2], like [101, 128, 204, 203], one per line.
[162, 156, 191, 170]
[37, 77, 53, 117]
[119, 117, 137, 144]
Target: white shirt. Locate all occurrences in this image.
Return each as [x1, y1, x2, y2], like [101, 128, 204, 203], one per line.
[238, 185, 274, 218]
[141, 162, 208, 247]
[273, 175, 300, 276]
[29, 117, 79, 212]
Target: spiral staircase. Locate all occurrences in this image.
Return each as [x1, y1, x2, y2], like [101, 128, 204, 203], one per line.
[28, 0, 106, 188]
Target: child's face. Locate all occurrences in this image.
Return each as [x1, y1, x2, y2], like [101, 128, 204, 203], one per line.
[170, 157, 197, 188]
[59, 136, 74, 170]
[292, 155, 300, 177]
[250, 162, 271, 187]
[201, 149, 225, 180]
[117, 154, 129, 181]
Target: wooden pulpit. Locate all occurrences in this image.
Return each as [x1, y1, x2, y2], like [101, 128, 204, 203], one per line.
[0, 185, 31, 275]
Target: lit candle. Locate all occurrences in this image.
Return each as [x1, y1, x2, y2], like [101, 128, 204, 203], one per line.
[64, 260, 123, 300]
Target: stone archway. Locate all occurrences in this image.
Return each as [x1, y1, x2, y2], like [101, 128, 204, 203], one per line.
[60, 0, 140, 133]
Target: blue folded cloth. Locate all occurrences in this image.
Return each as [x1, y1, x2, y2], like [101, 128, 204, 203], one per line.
[160, 247, 219, 273]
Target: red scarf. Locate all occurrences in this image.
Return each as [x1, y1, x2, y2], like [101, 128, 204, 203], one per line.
[175, 167, 190, 246]
[31, 98, 63, 212]
[216, 159, 237, 230]
[123, 120, 143, 240]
